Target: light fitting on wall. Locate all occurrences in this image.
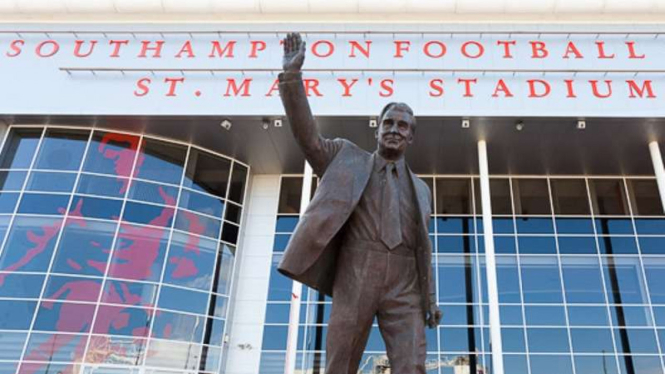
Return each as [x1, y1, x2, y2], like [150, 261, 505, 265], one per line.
[577, 120, 586, 130]
[461, 119, 470, 129]
[369, 118, 378, 128]
[220, 119, 232, 131]
[515, 120, 524, 131]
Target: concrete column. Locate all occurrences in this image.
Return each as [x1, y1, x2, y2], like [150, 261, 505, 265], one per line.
[477, 140, 505, 374]
[285, 161, 313, 374]
[649, 141, 665, 214]
[224, 175, 281, 374]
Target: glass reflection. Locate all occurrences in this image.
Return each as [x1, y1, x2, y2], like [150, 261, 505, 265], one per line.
[34, 130, 89, 171]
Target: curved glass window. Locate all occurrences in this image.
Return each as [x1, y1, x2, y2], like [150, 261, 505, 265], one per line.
[0, 126, 247, 374]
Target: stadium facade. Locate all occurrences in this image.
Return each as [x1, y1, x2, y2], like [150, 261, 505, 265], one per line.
[2, 2, 665, 374]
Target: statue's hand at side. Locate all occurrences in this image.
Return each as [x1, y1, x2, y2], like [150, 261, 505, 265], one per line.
[426, 304, 443, 329]
[283, 32, 306, 73]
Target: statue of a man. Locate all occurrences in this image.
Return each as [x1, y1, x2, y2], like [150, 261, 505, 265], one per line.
[277, 32, 442, 373]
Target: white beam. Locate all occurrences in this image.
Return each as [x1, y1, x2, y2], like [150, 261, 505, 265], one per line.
[477, 140, 505, 374]
[285, 161, 313, 374]
[649, 141, 665, 214]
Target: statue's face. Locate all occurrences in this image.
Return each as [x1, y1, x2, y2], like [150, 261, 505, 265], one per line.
[377, 107, 415, 159]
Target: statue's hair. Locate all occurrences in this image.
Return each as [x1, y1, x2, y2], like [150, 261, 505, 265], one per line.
[379, 102, 417, 133]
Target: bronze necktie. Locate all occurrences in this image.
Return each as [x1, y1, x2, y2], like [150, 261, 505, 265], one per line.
[381, 162, 402, 250]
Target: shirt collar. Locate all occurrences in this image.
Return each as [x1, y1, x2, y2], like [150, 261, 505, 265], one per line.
[374, 152, 406, 177]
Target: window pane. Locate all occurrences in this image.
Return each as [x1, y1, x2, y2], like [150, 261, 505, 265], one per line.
[525, 306, 566, 326]
[0, 332, 27, 360]
[530, 355, 573, 374]
[556, 218, 594, 234]
[570, 328, 614, 353]
[0, 273, 44, 298]
[643, 257, 665, 304]
[527, 328, 570, 352]
[83, 132, 140, 181]
[438, 255, 478, 303]
[551, 179, 590, 215]
[101, 280, 158, 307]
[521, 256, 563, 303]
[24, 332, 88, 363]
[497, 256, 521, 303]
[568, 306, 610, 326]
[175, 210, 220, 239]
[144, 339, 202, 371]
[70, 195, 123, 220]
[107, 223, 169, 282]
[0, 216, 63, 273]
[0, 170, 27, 190]
[516, 217, 553, 234]
[123, 202, 175, 228]
[179, 189, 224, 218]
[93, 305, 152, 337]
[18, 193, 70, 215]
[214, 244, 235, 296]
[0, 192, 19, 213]
[279, 177, 304, 214]
[590, 179, 629, 216]
[33, 302, 95, 333]
[164, 232, 217, 291]
[135, 139, 187, 184]
[604, 257, 648, 305]
[34, 130, 89, 171]
[158, 286, 208, 315]
[598, 236, 638, 255]
[0, 300, 36, 329]
[221, 222, 239, 244]
[628, 179, 663, 216]
[76, 174, 126, 198]
[0, 128, 42, 169]
[502, 328, 526, 352]
[561, 256, 606, 304]
[184, 149, 231, 198]
[43, 276, 101, 302]
[489, 178, 512, 215]
[229, 163, 248, 204]
[517, 236, 556, 254]
[151, 311, 204, 343]
[53, 218, 116, 276]
[558, 236, 597, 255]
[225, 203, 242, 224]
[574, 356, 619, 374]
[26, 171, 77, 193]
[128, 180, 178, 207]
[512, 179, 551, 215]
[436, 178, 472, 215]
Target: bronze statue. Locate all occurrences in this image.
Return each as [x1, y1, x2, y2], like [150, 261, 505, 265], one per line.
[277, 32, 442, 373]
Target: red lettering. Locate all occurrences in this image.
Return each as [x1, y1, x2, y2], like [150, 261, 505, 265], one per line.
[429, 79, 444, 97]
[527, 79, 551, 98]
[224, 79, 252, 97]
[109, 40, 129, 57]
[497, 40, 516, 58]
[564, 79, 577, 98]
[627, 80, 656, 98]
[249, 41, 266, 58]
[73, 40, 97, 58]
[175, 41, 195, 58]
[394, 41, 411, 58]
[6, 40, 24, 57]
[349, 41, 371, 58]
[164, 77, 185, 97]
[530, 41, 549, 58]
[457, 78, 477, 97]
[562, 41, 584, 59]
[423, 41, 446, 58]
[461, 41, 484, 59]
[595, 41, 615, 59]
[338, 79, 359, 97]
[139, 41, 165, 58]
[265, 79, 280, 97]
[492, 79, 514, 97]
[626, 41, 645, 59]
[304, 79, 323, 97]
[379, 79, 394, 97]
[589, 80, 613, 98]
[134, 78, 151, 97]
[209, 41, 236, 58]
[36, 40, 59, 58]
[312, 40, 334, 58]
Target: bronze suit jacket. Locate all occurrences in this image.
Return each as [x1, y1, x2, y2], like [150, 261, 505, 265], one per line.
[277, 73, 436, 315]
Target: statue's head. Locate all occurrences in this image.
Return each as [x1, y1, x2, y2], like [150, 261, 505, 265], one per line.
[376, 102, 416, 160]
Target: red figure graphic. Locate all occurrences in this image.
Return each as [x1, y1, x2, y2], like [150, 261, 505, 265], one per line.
[11, 133, 214, 374]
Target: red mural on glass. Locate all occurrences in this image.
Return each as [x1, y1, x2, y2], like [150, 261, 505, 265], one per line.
[12, 132, 213, 374]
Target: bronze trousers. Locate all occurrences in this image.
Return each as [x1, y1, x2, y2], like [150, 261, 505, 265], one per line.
[325, 241, 426, 374]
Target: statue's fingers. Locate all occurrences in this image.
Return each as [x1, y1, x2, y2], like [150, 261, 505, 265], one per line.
[300, 40, 307, 54]
[296, 33, 302, 48]
[285, 34, 292, 54]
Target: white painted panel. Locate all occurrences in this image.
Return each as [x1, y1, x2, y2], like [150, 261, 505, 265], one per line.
[359, 0, 408, 13]
[406, 0, 456, 12]
[162, 0, 213, 13]
[604, 0, 656, 12]
[259, 0, 309, 13]
[505, 0, 556, 13]
[554, 0, 605, 13]
[63, 0, 116, 13]
[309, 0, 359, 13]
[16, 0, 67, 13]
[456, 0, 506, 13]
[114, 0, 163, 13]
